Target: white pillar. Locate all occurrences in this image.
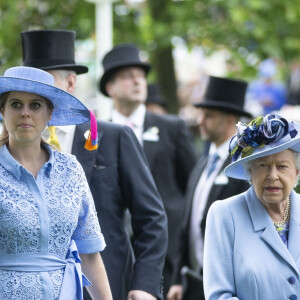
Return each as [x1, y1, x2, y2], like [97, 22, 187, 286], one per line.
[95, 0, 113, 79]
[85, 0, 115, 120]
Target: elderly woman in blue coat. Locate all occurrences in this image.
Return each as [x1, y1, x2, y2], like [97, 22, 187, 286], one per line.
[203, 114, 300, 300]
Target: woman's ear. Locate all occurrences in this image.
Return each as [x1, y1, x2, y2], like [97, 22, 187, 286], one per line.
[48, 109, 52, 122]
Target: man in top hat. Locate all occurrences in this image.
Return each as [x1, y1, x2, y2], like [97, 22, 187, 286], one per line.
[167, 76, 252, 300]
[100, 43, 197, 298]
[21, 30, 168, 300]
[146, 83, 168, 115]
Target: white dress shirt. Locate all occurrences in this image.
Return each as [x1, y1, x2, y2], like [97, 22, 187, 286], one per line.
[189, 139, 230, 272]
[111, 104, 146, 144]
[55, 125, 76, 154]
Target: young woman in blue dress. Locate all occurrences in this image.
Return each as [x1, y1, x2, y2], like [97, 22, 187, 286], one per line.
[0, 66, 112, 300]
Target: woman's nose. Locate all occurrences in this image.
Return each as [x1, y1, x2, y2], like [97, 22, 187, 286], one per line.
[21, 106, 30, 117]
[267, 165, 279, 180]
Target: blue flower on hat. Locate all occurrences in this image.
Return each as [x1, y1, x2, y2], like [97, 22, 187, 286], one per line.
[229, 114, 298, 162]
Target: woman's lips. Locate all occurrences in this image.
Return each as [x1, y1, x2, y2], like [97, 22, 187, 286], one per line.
[265, 187, 281, 192]
[19, 123, 33, 128]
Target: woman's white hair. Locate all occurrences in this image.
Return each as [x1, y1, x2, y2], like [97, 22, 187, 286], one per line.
[243, 150, 300, 179]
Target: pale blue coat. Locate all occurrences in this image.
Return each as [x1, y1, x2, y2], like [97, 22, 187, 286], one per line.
[204, 186, 300, 300]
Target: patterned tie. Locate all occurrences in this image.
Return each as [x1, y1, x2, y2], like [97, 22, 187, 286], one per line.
[47, 126, 61, 151]
[206, 153, 219, 177]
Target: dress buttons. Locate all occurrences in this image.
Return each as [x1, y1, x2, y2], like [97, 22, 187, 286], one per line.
[290, 295, 297, 300]
[288, 276, 296, 284]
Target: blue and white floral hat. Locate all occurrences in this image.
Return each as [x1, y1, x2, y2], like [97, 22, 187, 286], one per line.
[225, 114, 300, 180]
[0, 66, 98, 150]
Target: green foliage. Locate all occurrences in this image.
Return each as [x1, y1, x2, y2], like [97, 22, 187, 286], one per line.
[112, 0, 300, 79]
[2, 0, 300, 88]
[0, 0, 95, 70]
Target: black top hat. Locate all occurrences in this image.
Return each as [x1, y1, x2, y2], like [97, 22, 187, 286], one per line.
[21, 30, 88, 75]
[99, 43, 151, 97]
[146, 83, 167, 108]
[194, 76, 252, 118]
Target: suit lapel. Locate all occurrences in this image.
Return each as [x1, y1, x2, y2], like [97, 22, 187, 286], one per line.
[186, 158, 208, 208]
[246, 187, 300, 276]
[72, 123, 102, 183]
[200, 156, 231, 229]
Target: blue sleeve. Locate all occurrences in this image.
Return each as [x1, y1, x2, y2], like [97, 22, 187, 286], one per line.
[203, 201, 239, 300]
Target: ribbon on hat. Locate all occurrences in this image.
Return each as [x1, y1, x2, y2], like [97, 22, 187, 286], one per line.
[229, 114, 298, 162]
[84, 110, 98, 151]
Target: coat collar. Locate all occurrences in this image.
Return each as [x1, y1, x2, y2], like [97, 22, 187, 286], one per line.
[246, 186, 300, 276]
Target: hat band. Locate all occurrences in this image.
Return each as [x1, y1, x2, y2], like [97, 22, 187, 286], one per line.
[24, 59, 76, 66]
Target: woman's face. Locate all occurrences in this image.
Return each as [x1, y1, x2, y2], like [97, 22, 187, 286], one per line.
[249, 149, 299, 205]
[1, 91, 52, 145]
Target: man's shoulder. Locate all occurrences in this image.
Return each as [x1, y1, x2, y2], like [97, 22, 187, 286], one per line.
[97, 120, 123, 131]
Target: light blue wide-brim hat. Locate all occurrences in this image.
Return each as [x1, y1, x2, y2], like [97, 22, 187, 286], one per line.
[225, 114, 300, 180]
[0, 66, 90, 126]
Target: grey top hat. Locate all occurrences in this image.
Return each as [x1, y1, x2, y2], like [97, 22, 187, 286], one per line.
[21, 30, 88, 75]
[194, 76, 252, 118]
[99, 43, 151, 97]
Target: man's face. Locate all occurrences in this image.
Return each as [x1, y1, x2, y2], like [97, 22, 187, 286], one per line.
[106, 67, 147, 104]
[197, 108, 230, 144]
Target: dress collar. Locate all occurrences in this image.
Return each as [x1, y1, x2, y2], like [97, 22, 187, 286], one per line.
[0, 143, 54, 180]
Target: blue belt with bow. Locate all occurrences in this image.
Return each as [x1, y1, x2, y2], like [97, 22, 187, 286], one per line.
[0, 240, 91, 300]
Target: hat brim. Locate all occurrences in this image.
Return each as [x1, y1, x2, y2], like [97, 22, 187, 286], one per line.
[99, 62, 151, 97]
[0, 77, 90, 126]
[225, 133, 300, 180]
[194, 100, 253, 118]
[23, 63, 88, 75]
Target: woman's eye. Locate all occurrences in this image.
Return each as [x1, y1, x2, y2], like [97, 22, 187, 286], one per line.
[279, 165, 288, 169]
[31, 102, 41, 110]
[11, 102, 21, 109]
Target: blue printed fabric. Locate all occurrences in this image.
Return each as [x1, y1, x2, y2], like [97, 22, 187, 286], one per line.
[274, 221, 289, 247]
[0, 145, 105, 300]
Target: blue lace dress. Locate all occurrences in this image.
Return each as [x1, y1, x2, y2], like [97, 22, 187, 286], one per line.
[0, 145, 106, 300]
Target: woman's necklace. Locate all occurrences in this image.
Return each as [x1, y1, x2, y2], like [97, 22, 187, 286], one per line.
[271, 197, 290, 226]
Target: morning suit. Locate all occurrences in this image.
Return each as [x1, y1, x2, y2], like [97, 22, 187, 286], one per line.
[204, 186, 300, 300]
[142, 111, 197, 295]
[72, 121, 168, 300]
[173, 155, 250, 299]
